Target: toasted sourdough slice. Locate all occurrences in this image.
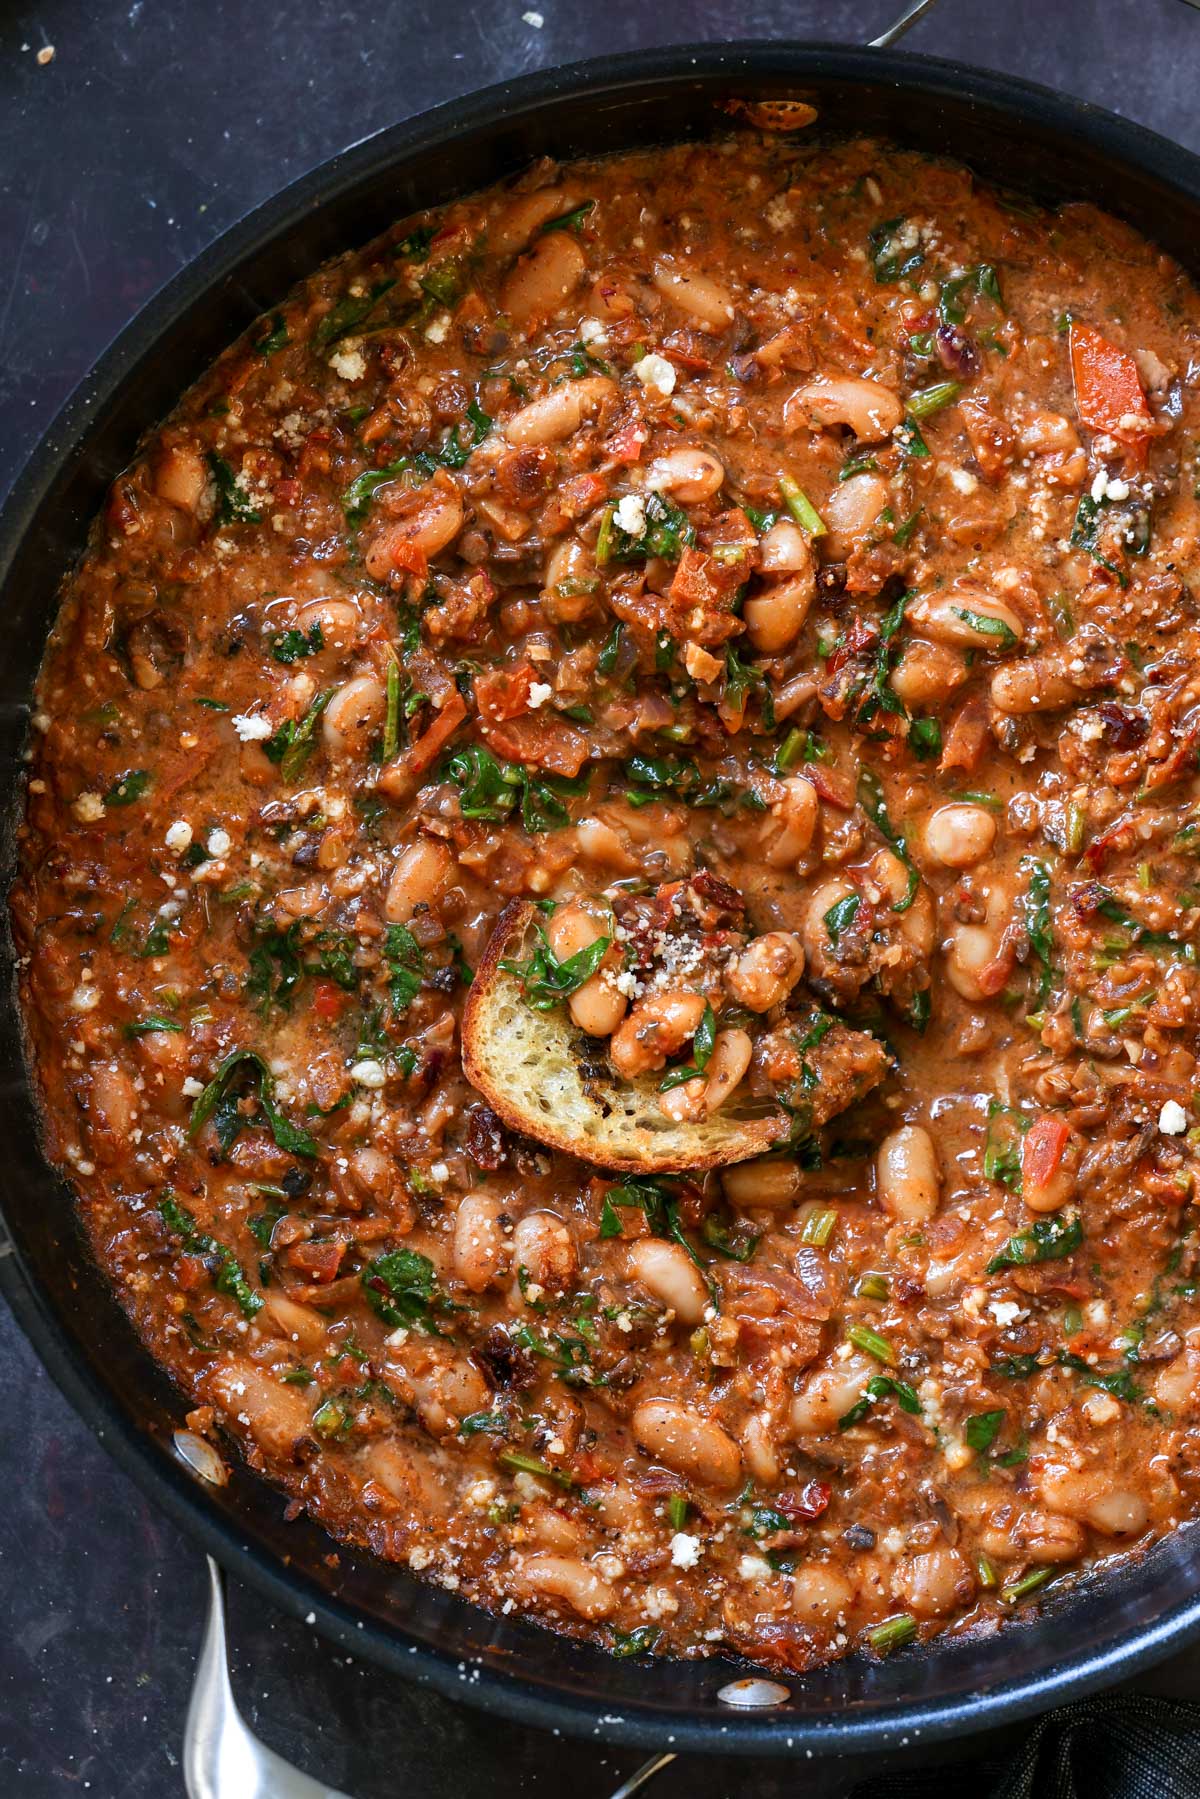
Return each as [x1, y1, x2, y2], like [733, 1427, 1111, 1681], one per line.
[461, 900, 790, 1173]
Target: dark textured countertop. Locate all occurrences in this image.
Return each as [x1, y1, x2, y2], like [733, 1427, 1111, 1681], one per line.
[3, 1, 1200, 1793]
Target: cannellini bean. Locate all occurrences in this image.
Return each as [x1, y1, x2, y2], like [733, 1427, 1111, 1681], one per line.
[759, 517, 813, 575]
[90, 1061, 138, 1138]
[489, 187, 582, 255]
[513, 1554, 616, 1620]
[741, 1412, 781, 1486]
[505, 375, 618, 447]
[876, 1124, 941, 1222]
[1040, 1466, 1148, 1538]
[890, 639, 968, 708]
[1155, 1332, 1200, 1413]
[789, 375, 904, 441]
[591, 1481, 646, 1531]
[359, 1439, 449, 1514]
[944, 886, 1008, 1002]
[652, 257, 735, 330]
[155, 443, 207, 510]
[546, 903, 626, 1036]
[802, 877, 858, 980]
[659, 1025, 751, 1124]
[822, 472, 890, 559]
[905, 590, 1024, 651]
[322, 672, 386, 756]
[627, 1238, 709, 1325]
[724, 932, 805, 1012]
[646, 447, 726, 503]
[991, 658, 1083, 715]
[409, 1354, 490, 1437]
[1020, 1115, 1079, 1214]
[869, 849, 934, 958]
[1019, 410, 1080, 455]
[632, 1398, 742, 1489]
[542, 537, 599, 623]
[385, 837, 453, 921]
[260, 1291, 327, 1352]
[453, 1190, 509, 1292]
[789, 1356, 876, 1436]
[1011, 1509, 1085, 1563]
[573, 814, 637, 872]
[722, 1157, 806, 1210]
[761, 775, 819, 868]
[363, 476, 464, 578]
[743, 572, 816, 654]
[924, 803, 997, 869]
[296, 597, 362, 655]
[792, 1564, 855, 1626]
[511, 1210, 577, 1295]
[609, 990, 707, 1078]
[502, 230, 587, 326]
[892, 1549, 972, 1619]
[207, 1360, 314, 1459]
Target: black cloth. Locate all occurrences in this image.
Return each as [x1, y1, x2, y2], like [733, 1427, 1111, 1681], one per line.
[850, 1696, 1200, 1798]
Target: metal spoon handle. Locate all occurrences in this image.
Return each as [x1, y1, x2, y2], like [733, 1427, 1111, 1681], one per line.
[869, 0, 942, 48]
[184, 1558, 353, 1799]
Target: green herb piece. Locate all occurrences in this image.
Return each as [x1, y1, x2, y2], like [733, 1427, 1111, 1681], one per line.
[540, 199, 596, 234]
[700, 1209, 760, 1263]
[1023, 858, 1055, 1007]
[1070, 493, 1128, 586]
[857, 587, 912, 725]
[778, 473, 827, 538]
[839, 455, 880, 481]
[837, 1374, 922, 1429]
[950, 606, 1019, 651]
[316, 277, 397, 347]
[964, 1410, 1005, 1455]
[342, 457, 414, 525]
[497, 1448, 573, 1489]
[1048, 591, 1076, 641]
[123, 1013, 183, 1037]
[846, 1322, 895, 1365]
[667, 1493, 689, 1532]
[857, 768, 920, 910]
[893, 507, 923, 548]
[104, 769, 151, 807]
[986, 1213, 1082, 1273]
[938, 263, 1003, 325]
[362, 1246, 457, 1336]
[397, 225, 435, 259]
[908, 716, 941, 759]
[800, 1206, 838, 1248]
[382, 660, 402, 762]
[501, 926, 610, 1013]
[459, 1410, 508, 1437]
[187, 1047, 318, 1159]
[207, 452, 261, 525]
[264, 689, 333, 783]
[1001, 1567, 1056, 1605]
[596, 490, 695, 565]
[896, 417, 930, 459]
[597, 622, 624, 676]
[195, 696, 231, 711]
[253, 312, 290, 358]
[991, 1353, 1042, 1378]
[435, 400, 492, 470]
[977, 1553, 999, 1588]
[824, 892, 861, 945]
[856, 1272, 889, 1301]
[1058, 1350, 1145, 1406]
[906, 380, 961, 419]
[867, 1613, 917, 1654]
[723, 644, 774, 726]
[384, 922, 425, 1016]
[157, 1191, 262, 1318]
[270, 623, 324, 665]
[611, 1625, 660, 1658]
[868, 216, 923, 283]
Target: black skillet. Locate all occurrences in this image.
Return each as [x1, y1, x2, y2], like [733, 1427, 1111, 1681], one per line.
[3, 34, 1200, 1767]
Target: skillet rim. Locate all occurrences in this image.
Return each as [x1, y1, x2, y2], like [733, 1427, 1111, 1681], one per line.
[4, 37, 1200, 1758]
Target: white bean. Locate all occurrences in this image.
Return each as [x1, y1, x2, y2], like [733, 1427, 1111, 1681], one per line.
[646, 447, 725, 503]
[721, 1157, 806, 1210]
[512, 1211, 577, 1295]
[489, 187, 582, 255]
[905, 590, 1024, 651]
[505, 376, 617, 447]
[743, 572, 816, 653]
[761, 775, 819, 868]
[893, 1549, 972, 1619]
[652, 258, 735, 330]
[823, 472, 890, 559]
[759, 518, 813, 575]
[991, 659, 1083, 715]
[790, 1356, 876, 1436]
[322, 673, 386, 756]
[724, 932, 805, 1012]
[924, 803, 997, 869]
[788, 376, 904, 441]
[513, 1554, 616, 1620]
[632, 1398, 742, 1489]
[546, 903, 626, 1036]
[890, 639, 968, 709]
[453, 1191, 508, 1293]
[385, 837, 453, 921]
[627, 1239, 709, 1325]
[876, 1124, 941, 1222]
[792, 1564, 855, 1625]
[944, 886, 1008, 1002]
[502, 231, 587, 326]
